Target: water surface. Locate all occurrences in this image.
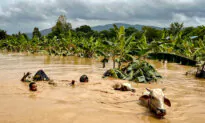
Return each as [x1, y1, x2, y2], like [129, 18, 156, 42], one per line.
[0, 53, 205, 123]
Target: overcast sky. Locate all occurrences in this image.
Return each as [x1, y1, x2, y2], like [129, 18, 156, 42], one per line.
[1, 0, 205, 34]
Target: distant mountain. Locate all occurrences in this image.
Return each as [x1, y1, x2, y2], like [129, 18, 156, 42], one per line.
[91, 23, 163, 31]
[26, 28, 52, 39]
[40, 28, 52, 36]
[26, 32, 32, 39]
[26, 23, 162, 38]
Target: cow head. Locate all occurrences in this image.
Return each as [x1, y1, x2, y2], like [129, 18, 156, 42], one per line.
[139, 88, 171, 117]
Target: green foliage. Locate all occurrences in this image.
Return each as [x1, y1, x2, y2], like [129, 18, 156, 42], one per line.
[101, 24, 136, 69]
[3, 16, 205, 81]
[0, 17, 205, 64]
[125, 27, 138, 37]
[99, 28, 116, 39]
[75, 25, 95, 38]
[49, 15, 72, 39]
[32, 27, 41, 39]
[142, 26, 162, 42]
[182, 26, 194, 38]
[0, 29, 7, 40]
[76, 25, 92, 33]
[169, 22, 184, 36]
[103, 60, 162, 83]
[187, 26, 205, 40]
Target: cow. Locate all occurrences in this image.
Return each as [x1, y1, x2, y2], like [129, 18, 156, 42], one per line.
[113, 83, 136, 92]
[139, 88, 171, 117]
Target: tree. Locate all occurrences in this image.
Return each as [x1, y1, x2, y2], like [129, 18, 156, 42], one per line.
[50, 15, 72, 38]
[99, 30, 110, 39]
[108, 28, 116, 38]
[142, 26, 162, 42]
[0, 29, 7, 40]
[32, 27, 41, 39]
[182, 26, 194, 38]
[76, 25, 92, 33]
[190, 26, 205, 40]
[169, 22, 183, 36]
[75, 25, 94, 38]
[115, 25, 136, 69]
[125, 27, 138, 37]
[99, 28, 116, 39]
[102, 25, 136, 69]
[22, 33, 29, 41]
[76, 36, 101, 58]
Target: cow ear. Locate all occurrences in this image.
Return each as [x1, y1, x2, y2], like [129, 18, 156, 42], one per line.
[139, 95, 150, 100]
[164, 97, 171, 107]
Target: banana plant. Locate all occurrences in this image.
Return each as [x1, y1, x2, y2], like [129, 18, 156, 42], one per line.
[192, 38, 205, 61]
[109, 25, 136, 69]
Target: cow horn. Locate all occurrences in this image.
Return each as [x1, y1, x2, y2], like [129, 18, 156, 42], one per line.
[146, 88, 152, 92]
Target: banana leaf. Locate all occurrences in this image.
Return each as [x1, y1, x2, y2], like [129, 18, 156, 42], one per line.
[126, 70, 134, 81]
[137, 76, 146, 83]
[103, 59, 162, 83]
[115, 69, 127, 79]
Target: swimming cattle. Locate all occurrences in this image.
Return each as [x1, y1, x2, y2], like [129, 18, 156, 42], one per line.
[139, 88, 171, 117]
[113, 83, 136, 92]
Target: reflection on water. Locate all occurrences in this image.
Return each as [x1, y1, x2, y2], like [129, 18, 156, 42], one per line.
[0, 53, 205, 123]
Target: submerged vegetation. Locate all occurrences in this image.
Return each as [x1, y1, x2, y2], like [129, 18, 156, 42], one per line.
[1, 15, 205, 82]
[103, 60, 162, 83]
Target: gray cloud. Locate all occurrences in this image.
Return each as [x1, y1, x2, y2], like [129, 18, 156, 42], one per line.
[1, 0, 205, 34]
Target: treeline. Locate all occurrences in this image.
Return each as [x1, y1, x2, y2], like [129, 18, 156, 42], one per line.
[0, 15, 205, 63]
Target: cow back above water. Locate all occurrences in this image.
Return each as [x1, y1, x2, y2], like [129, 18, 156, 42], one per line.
[139, 88, 171, 117]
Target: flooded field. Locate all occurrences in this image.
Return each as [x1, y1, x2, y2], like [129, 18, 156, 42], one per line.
[0, 53, 205, 123]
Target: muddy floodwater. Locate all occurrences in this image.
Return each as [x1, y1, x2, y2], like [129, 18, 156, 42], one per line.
[0, 53, 205, 123]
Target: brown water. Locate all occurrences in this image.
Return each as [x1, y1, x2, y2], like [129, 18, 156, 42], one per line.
[0, 53, 205, 123]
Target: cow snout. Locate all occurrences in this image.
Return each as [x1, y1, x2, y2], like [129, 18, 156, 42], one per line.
[159, 109, 166, 113]
[156, 108, 166, 116]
